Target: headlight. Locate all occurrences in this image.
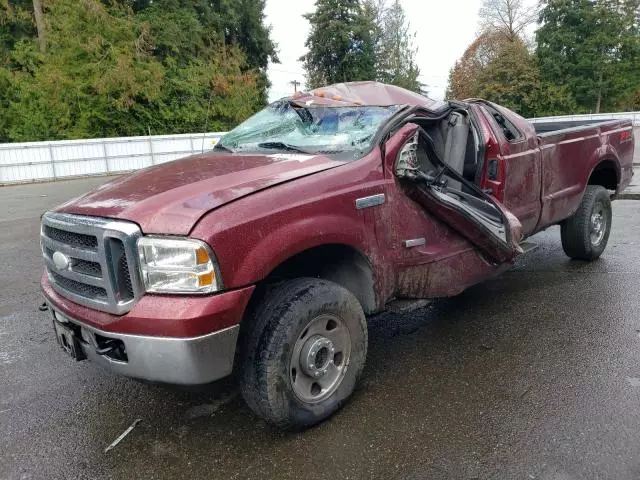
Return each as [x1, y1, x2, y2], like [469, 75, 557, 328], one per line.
[137, 237, 222, 294]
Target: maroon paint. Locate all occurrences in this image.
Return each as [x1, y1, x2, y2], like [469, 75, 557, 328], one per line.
[474, 101, 633, 235]
[42, 273, 254, 338]
[56, 152, 345, 235]
[376, 123, 505, 299]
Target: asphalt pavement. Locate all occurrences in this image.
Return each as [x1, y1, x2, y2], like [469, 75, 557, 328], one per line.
[2, 177, 640, 480]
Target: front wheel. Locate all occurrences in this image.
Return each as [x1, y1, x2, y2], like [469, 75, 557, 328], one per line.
[239, 278, 368, 430]
[561, 185, 612, 261]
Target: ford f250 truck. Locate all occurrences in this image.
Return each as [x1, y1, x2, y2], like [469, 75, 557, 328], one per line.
[41, 82, 635, 429]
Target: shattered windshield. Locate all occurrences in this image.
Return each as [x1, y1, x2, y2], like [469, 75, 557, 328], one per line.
[217, 101, 399, 157]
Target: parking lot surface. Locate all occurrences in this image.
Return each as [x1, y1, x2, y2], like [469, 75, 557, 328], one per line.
[2, 177, 640, 480]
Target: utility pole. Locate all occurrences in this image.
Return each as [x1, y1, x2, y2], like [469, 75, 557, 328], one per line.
[290, 80, 301, 93]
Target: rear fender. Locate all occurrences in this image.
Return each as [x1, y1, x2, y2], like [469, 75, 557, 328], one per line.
[588, 147, 621, 191]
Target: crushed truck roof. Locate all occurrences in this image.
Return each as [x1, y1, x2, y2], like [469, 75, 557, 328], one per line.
[286, 81, 447, 112]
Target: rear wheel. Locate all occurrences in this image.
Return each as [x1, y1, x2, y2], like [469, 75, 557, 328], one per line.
[561, 185, 612, 261]
[239, 278, 367, 430]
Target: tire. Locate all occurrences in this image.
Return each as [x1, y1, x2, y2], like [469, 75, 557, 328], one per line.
[238, 278, 368, 430]
[561, 185, 612, 261]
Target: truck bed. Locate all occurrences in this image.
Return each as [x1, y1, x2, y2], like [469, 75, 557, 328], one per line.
[530, 117, 634, 230]
[532, 119, 620, 135]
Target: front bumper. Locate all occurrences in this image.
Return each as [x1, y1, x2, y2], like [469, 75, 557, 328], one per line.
[42, 273, 255, 384]
[49, 307, 239, 384]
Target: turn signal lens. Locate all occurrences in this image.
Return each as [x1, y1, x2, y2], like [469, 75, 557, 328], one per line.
[196, 246, 210, 265]
[198, 271, 215, 287]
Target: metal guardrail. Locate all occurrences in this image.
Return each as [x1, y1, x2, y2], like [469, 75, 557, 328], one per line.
[1, 111, 638, 184]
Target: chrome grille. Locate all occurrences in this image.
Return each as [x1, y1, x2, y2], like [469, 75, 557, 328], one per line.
[71, 258, 102, 278]
[41, 212, 143, 315]
[49, 270, 108, 300]
[43, 225, 98, 249]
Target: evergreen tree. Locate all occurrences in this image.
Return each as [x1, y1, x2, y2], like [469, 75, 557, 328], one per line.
[375, 0, 423, 93]
[536, 0, 640, 113]
[300, 0, 377, 88]
[0, 0, 274, 142]
[132, 0, 278, 106]
[445, 27, 577, 116]
[475, 38, 543, 117]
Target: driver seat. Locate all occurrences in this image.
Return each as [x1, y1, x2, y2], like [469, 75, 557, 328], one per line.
[443, 112, 470, 190]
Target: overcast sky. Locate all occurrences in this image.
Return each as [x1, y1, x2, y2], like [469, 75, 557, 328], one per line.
[264, 0, 487, 103]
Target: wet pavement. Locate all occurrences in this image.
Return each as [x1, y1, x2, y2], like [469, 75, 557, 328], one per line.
[2, 177, 640, 480]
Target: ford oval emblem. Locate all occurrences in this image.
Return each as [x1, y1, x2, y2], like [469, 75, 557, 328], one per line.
[52, 251, 70, 270]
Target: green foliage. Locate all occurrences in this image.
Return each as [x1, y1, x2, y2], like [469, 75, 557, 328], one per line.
[536, 0, 640, 113]
[301, 0, 377, 88]
[0, 0, 34, 64]
[0, 0, 275, 142]
[447, 0, 638, 116]
[529, 83, 578, 116]
[474, 38, 539, 117]
[302, 0, 424, 93]
[374, 0, 423, 93]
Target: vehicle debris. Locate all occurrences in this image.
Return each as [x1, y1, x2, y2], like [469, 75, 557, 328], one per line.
[104, 418, 141, 453]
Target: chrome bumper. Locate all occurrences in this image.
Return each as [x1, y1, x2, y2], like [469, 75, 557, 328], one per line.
[49, 306, 239, 385]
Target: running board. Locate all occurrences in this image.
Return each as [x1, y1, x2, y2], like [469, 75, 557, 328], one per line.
[519, 241, 539, 254]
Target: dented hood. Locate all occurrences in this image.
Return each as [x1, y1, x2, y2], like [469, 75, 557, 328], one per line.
[56, 152, 344, 234]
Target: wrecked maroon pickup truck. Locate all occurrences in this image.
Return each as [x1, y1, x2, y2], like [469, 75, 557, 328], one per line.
[41, 82, 634, 429]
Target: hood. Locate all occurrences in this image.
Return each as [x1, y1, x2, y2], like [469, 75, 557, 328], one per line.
[56, 151, 344, 234]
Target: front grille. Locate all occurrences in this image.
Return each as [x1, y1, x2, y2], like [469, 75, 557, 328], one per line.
[49, 271, 108, 300]
[41, 213, 142, 315]
[109, 238, 134, 302]
[72, 258, 102, 277]
[119, 254, 134, 299]
[44, 247, 102, 278]
[43, 225, 98, 249]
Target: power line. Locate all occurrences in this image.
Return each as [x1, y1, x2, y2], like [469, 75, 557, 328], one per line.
[269, 67, 306, 76]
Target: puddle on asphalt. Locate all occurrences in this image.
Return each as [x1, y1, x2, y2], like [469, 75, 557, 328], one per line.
[0, 350, 22, 365]
[626, 377, 640, 387]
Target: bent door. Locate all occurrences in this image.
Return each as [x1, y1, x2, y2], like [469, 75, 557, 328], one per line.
[394, 124, 523, 264]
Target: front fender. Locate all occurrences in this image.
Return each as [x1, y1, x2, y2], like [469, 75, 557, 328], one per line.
[228, 213, 370, 287]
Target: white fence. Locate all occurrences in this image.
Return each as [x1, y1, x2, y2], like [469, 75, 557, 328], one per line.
[0, 132, 225, 185]
[1, 111, 639, 185]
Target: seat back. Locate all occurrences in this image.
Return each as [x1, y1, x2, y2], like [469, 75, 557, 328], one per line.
[443, 112, 470, 190]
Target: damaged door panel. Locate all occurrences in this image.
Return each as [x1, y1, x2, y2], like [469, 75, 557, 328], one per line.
[394, 122, 523, 264]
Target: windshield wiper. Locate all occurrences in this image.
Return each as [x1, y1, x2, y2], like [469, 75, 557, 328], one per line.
[257, 141, 312, 154]
[213, 143, 234, 153]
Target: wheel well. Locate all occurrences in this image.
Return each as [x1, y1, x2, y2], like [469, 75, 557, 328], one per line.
[588, 160, 618, 190]
[260, 244, 377, 314]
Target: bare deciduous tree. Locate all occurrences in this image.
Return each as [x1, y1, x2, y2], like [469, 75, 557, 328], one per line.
[479, 0, 537, 40]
